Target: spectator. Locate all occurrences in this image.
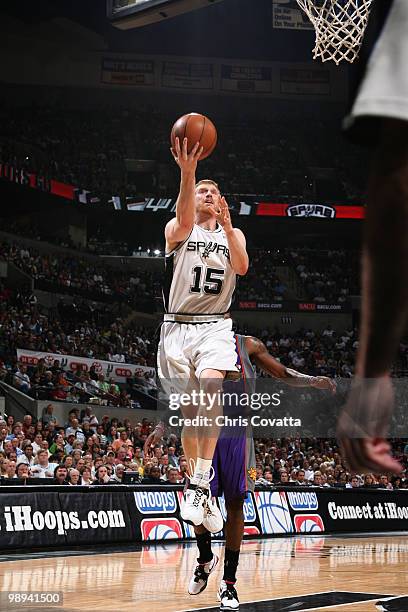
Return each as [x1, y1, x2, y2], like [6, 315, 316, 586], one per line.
[112, 431, 129, 452]
[6, 415, 14, 433]
[54, 465, 69, 485]
[65, 419, 85, 443]
[295, 469, 308, 486]
[13, 364, 31, 393]
[81, 467, 93, 485]
[110, 464, 125, 483]
[362, 474, 377, 488]
[42, 404, 57, 426]
[312, 471, 329, 487]
[16, 462, 30, 480]
[346, 476, 361, 489]
[32, 433, 44, 455]
[278, 470, 290, 486]
[4, 460, 17, 479]
[167, 446, 179, 468]
[93, 465, 110, 484]
[17, 443, 35, 466]
[68, 468, 81, 485]
[378, 475, 393, 490]
[164, 467, 180, 484]
[142, 465, 162, 484]
[30, 449, 58, 478]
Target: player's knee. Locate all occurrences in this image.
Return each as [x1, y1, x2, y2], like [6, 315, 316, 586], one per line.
[376, 120, 408, 204]
[182, 424, 195, 439]
[226, 498, 244, 518]
[379, 167, 408, 208]
[200, 377, 223, 396]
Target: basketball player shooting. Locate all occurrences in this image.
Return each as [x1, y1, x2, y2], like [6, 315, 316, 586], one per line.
[337, 0, 407, 477]
[157, 135, 249, 527]
[186, 334, 335, 610]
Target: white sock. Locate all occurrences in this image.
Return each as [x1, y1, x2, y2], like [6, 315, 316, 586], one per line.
[191, 457, 212, 486]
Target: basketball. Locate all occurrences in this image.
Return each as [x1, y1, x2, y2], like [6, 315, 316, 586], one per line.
[171, 113, 217, 161]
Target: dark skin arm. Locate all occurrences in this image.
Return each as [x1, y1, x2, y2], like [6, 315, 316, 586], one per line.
[244, 336, 336, 393]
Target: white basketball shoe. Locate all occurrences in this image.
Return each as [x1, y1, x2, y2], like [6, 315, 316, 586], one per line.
[218, 580, 240, 610]
[188, 554, 219, 595]
[181, 463, 215, 526]
[202, 496, 224, 533]
[180, 483, 209, 525]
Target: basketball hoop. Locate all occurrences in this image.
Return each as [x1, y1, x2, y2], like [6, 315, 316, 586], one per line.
[296, 0, 374, 65]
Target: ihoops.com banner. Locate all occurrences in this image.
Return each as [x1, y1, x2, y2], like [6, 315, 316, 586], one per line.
[0, 486, 408, 549]
[0, 490, 133, 548]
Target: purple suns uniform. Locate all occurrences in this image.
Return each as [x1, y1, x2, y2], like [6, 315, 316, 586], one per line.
[211, 334, 256, 502]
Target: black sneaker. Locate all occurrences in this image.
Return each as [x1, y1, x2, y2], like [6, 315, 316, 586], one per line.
[218, 580, 239, 610]
[376, 596, 408, 611]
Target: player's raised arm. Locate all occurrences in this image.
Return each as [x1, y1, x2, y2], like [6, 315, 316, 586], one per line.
[245, 336, 336, 393]
[165, 137, 204, 249]
[210, 196, 249, 275]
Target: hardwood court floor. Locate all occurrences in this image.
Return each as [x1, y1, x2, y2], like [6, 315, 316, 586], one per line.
[0, 535, 407, 611]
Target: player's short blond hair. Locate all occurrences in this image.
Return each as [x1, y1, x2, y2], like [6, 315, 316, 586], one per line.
[195, 179, 220, 192]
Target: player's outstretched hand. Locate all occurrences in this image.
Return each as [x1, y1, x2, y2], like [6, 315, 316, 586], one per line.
[336, 376, 402, 474]
[339, 437, 403, 474]
[208, 196, 233, 233]
[170, 137, 203, 173]
[311, 376, 337, 394]
[143, 421, 166, 458]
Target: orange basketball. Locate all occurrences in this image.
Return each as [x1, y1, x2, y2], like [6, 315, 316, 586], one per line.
[170, 113, 217, 161]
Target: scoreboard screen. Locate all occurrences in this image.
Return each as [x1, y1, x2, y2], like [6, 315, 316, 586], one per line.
[111, 0, 162, 15]
[107, 0, 223, 29]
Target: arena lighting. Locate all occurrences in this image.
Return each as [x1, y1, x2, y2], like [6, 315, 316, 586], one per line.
[107, 0, 224, 29]
[154, 249, 161, 256]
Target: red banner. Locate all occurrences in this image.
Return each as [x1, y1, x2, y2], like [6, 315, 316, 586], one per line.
[0, 163, 76, 201]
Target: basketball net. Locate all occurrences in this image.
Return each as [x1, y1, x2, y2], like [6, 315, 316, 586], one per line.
[296, 0, 374, 65]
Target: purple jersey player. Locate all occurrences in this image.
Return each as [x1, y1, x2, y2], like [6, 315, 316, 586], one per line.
[186, 334, 335, 610]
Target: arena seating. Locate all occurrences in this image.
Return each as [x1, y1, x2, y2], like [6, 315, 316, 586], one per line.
[0, 101, 363, 201]
[0, 410, 405, 489]
[0, 231, 360, 303]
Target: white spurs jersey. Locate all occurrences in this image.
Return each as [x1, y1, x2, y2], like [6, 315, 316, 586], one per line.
[163, 223, 236, 315]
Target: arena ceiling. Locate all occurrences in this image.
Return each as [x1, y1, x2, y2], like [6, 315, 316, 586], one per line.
[0, 0, 316, 61]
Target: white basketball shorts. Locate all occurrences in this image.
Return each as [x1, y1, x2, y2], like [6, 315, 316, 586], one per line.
[157, 318, 240, 394]
[346, 0, 408, 131]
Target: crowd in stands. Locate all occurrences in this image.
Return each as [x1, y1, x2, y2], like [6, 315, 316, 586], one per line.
[235, 247, 360, 303]
[289, 246, 360, 302]
[0, 241, 161, 305]
[235, 249, 289, 302]
[0, 284, 156, 366]
[0, 227, 361, 304]
[2, 269, 408, 401]
[246, 325, 357, 378]
[0, 100, 364, 202]
[0, 411, 406, 489]
[0, 283, 157, 408]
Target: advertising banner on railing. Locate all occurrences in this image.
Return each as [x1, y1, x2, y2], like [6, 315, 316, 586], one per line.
[0, 489, 133, 548]
[131, 487, 408, 541]
[107, 196, 366, 219]
[237, 300, 350, 312]
[0, 486, 407, 549]
[16, 349, 155, 383]
[0, 163, 364, 219]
